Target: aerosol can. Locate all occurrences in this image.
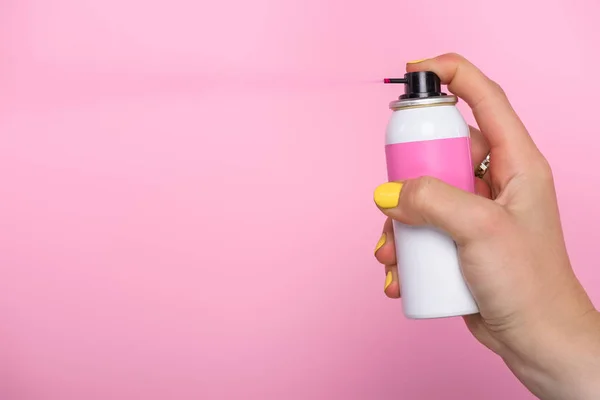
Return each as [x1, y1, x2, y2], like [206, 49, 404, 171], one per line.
[383, 71, 479, 319]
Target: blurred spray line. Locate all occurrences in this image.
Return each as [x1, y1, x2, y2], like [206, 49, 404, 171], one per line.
[1, 64, 383, 112]
[0, 1, 23, 112]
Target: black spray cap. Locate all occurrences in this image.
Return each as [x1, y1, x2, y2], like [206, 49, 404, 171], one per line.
[384, 71, 446, 99]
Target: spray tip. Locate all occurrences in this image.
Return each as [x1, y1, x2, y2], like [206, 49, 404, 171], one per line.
[385, 72, 445, 99]
[383, 78, 407, 84]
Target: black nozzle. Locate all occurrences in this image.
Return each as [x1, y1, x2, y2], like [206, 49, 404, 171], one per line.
[384, 71, 446, 99]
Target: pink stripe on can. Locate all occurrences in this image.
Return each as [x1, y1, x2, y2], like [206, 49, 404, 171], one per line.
[385, 137, 475, 193]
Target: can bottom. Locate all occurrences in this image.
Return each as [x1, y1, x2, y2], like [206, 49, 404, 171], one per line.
[404, 306, 479, 320]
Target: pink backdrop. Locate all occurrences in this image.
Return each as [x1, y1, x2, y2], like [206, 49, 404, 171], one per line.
[1, 1, 599, 399]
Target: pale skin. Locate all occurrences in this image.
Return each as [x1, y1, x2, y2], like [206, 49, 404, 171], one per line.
[373, 53, 600, 400]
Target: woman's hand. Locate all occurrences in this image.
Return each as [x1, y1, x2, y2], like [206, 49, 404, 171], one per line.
[373, 53, 600, 400]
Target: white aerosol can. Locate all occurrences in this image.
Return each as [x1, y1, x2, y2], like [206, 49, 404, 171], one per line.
[383, 72, 479, 319]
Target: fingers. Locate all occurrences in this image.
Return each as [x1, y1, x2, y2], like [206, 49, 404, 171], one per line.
[374, 217, 396, 265]
[375, 218, 400, 298]
[407, 54, 540, 185]
[469, 125, 492, 187]
[372, 177, 492, 300]
[469, 125, 489, 169]
[374, 177, 505, 244]
[474, 177, 492, 199]
[384, 265, 400, 298]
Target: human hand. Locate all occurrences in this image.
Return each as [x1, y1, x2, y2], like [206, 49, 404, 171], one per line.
[373, 53, 600, 400]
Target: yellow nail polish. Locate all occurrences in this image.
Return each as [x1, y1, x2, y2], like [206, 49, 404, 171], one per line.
[407, 58, 428, 64]
[374, 182, 403, 209]
[374, 233, 386, 254]
[384, 271, 393, 291]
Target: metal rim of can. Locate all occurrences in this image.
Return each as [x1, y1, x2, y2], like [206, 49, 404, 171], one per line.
[389, 95, 458, 110]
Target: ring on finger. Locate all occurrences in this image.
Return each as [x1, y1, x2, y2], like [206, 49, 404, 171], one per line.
[475, 153, 491, 179]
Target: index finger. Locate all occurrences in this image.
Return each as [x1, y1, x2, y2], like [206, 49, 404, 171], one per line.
[407, 54, 540, 183]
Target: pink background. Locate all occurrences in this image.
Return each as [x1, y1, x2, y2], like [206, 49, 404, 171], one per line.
[1, 1, 599, 399]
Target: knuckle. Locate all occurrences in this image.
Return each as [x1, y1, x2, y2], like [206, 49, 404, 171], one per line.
[442, 52, 465, 63]
[526, 155, 554, 183]
[407, 176, 436, 210]
[489, 79, 507, 98]
[535, 157, 554, 180]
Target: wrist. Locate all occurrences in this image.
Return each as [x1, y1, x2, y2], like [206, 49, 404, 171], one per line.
[500, 304, 600, 399]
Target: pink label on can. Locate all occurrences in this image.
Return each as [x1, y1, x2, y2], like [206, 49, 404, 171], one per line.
[385, 137, 475, 193]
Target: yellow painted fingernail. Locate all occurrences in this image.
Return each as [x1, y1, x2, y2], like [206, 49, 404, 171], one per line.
[407, 58, 428, 64]
[384, 271, 393, 291]
[374, 182, 403, 209]
[374, 233, 386, 254]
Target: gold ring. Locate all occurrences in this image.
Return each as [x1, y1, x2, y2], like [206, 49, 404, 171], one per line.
[475, 153, 490, 179]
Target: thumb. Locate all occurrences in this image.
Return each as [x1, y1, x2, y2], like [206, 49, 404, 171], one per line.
[373, 176, 504, 244]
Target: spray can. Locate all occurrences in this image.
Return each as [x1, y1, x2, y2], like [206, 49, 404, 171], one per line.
[383, 71, 479, 319]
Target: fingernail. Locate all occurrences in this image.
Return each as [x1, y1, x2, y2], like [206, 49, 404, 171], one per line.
[384, 271, 393, 291]
[374, 233, 386, 254]
[407, 58, 428, 64]
[374, 182, 403, 209]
